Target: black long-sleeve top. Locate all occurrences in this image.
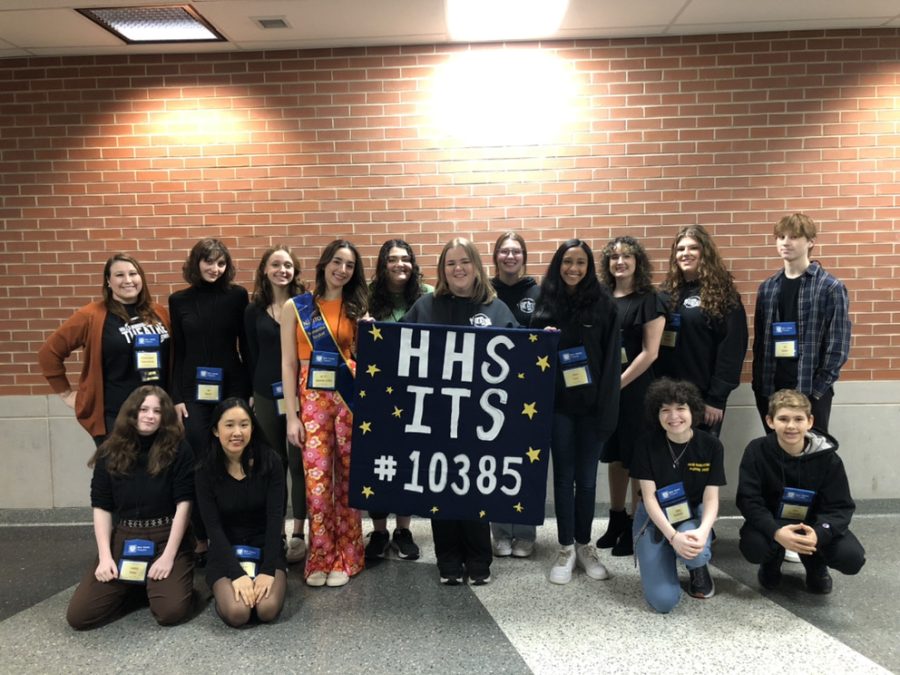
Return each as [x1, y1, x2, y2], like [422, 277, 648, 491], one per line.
[736, 431, 854, 548]
[656, 282, 748, 409]
[243, 302, 282, 396]
[90, 435, 194, 520]
[168, 283, 250, 405]
[195, 446, 286, 580]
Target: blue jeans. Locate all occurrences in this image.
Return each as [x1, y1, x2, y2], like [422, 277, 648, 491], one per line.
[490, 523, 536, 543]
[551, 413, 603, 546]
[633, 502, 712, 613]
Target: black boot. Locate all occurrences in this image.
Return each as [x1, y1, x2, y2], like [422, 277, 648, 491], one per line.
[596, 509, 628, 549]
[611, 516, 634, 556]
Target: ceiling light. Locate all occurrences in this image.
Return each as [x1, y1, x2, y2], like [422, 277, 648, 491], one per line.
[446, 0, 569, 42]
[77, 5, 226, 44]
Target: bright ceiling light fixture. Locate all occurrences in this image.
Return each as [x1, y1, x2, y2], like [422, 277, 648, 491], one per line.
[77, 5, 225, 44]
[446, 0, 569, 43]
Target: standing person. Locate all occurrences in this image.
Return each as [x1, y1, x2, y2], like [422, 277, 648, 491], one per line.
[489, 231, 542, 559]
[631, 378, 724, 613]
[737, 389, 865, 594]
[39, 253, 171, 446]
[752, 213, 850, 434]
[66, 386, 194, 629]
[363, 239, 432, 562]
[245, 246, 308, 564]
[281, 240, 367, 587]
[195, 398, 287, 627]
[595, 236, 666, 557]
[530, 239, 620, 585]
[403, 237, 518, 585]
[169, 238, 250, 564]
[656, 225, 748, 437]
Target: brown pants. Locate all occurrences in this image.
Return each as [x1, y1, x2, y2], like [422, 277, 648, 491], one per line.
[67, 522, 195, 630]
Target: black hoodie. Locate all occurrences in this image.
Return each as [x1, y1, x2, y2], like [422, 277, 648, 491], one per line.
[491, 276, 540, 327]
[736, 430, 855, 548]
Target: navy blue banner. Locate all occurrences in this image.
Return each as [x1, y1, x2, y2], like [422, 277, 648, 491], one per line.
[349, 321, 559, 525]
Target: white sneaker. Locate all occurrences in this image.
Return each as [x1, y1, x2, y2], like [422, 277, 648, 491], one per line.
[306, 571, 327, 587]
[326, 570, 350, 587]
[286, 536, 307, 563]
[493, 537, 513, 557]
[549, 546, 576, 584]
[511, 539, 534, 558]
[784, 549, 801, 564]
[576, 543, 610, 580]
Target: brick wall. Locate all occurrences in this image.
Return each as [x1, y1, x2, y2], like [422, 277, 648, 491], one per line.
[2, 29, 900, 395]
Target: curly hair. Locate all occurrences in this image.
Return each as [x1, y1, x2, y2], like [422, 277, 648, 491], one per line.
[533, 239, 607, 326]
[660, 225, 740, 321]
[102, 253, 163, 325]
[644, 377, 706, 428]
[599, 236, 654, 294]
[90, 385, 183, 476]
[313, 239, 368, 320]
[182, 238, 236, 288]
[201, 397, 275, 480]
[251, 245, 305, 310]
[368, 239, 425, 320]
[434, 238, 497, 304]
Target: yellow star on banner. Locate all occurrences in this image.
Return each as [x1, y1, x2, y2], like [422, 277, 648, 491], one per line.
[479, 510, 486, 519]
[522, 402, 537, 419]
[527, 447, 541, 463]
[386, 386, 393, 394]
[536, 355, 550, 372]
[361, 486, 374, 498]
[517, 372, 525, 379]
[529, 333, 538, 343]
[366, 363, 381, 377]
[368, 325, 383, 341]
[359, 421, 372, 435]
[359, 390, 366, 398]
[392, 406, 403, 419]
[514, 502, 524, 513]
[431, 506, 439, 514]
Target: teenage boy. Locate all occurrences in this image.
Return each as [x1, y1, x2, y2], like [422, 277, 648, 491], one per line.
[736, 389, 865, 594]
[752, 213, 851, 434]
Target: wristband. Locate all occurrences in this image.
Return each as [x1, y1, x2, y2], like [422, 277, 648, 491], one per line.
[668, 531, 677, 543]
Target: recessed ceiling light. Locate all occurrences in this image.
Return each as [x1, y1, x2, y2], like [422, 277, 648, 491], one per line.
[77, 5, 226, 44]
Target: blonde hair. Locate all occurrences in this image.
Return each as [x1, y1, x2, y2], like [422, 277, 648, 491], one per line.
[767, 389, 812, 418]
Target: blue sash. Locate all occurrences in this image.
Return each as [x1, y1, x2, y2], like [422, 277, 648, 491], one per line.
[292, 293, 356, 410]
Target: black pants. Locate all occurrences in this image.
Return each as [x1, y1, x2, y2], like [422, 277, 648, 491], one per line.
[184, 400, 216, 541]
[739, 522, 865, 575]
[754, 387, 834, 434]
[431, 519, 492, 577]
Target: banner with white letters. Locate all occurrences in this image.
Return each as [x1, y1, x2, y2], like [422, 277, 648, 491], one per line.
[349, 321, 559, 525]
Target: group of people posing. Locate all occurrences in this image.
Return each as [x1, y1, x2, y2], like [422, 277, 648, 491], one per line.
[39, 212, 864, 627]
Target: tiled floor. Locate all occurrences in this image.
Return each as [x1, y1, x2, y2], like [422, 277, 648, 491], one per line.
[0, 504, 895, 674]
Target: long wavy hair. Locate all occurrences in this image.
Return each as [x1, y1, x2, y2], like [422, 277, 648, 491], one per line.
[202, 397, 274, 480]
[89, 385, 183, 476]
[434, 237, 496, 304]
[313, 239, 368, 320]
[368, 239, 425, 320]
[599, 236, 654, 295]
[251, 245, 305, 310]
[533, 239, 608, 325]
[102, 253, 162, 325]
[660, 225, 740, 321]
[182, 238, 236, 289]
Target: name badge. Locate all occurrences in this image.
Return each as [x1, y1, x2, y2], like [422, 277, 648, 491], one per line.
[271, 381, 286, 416]
[779, 486, 815, 520]
[620, 347, 628, 365]
[307, 351, 339, 391]
[656, 481, 691, 525]
[558, 346, 592, 388]
[196, 366, 223, 403]
[134, 334, 162, 381]
[233, 545, 262, 579]
[660, 313, 680, 348]
[773, 321, 799, 359]
[118, 538, 156, 584]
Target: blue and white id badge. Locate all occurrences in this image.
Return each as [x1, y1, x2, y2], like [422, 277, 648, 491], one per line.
[118, 539, 156, 584]
[134, 334, 162, 382]
[307, 351, 339, 390]
[773, 321, 799, 359]
[779, 486, 815, 520]
[661, 313, 680, 348]
[233, 545, 262, 578]
[656, 482, 691, 525]
[558, 346, 592, 388]
[271, 381, 286, 416]
[195, 366, 223, 403]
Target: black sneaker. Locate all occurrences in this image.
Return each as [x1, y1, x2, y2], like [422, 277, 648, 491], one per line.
[364, 530, 391, 560]
[758, 558, 783, 590]
[440, 574, 463, 586]
[805, 565, 833, 594]
[688, 564, 715, 599]
[391, 528, 420, 560]
[470, 573, 491, 586]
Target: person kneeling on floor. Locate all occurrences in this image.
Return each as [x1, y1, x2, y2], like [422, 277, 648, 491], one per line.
[737, 389, 865, 594]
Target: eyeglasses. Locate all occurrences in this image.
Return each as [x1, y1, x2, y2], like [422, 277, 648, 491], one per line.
[498, 249, 522, 257]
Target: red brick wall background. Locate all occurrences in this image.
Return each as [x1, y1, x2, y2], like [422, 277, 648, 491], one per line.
[2, 30, 899, 395]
